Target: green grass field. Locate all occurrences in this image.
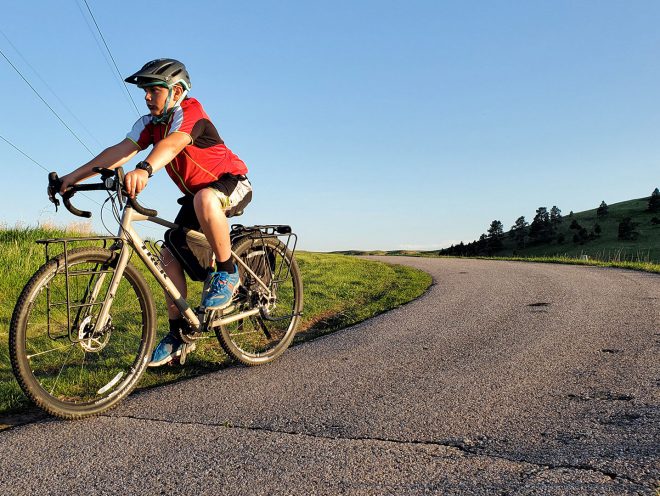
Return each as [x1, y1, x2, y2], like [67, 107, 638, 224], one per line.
[0, 227, 431, 415]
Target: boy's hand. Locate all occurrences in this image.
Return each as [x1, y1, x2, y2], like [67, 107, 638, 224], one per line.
[59, 174, 75, 194]
[124, 169, 149, 198]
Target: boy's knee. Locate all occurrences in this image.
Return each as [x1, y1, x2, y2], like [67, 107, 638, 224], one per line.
[193, 188, 213, 208]
[194, 187, 229, 213]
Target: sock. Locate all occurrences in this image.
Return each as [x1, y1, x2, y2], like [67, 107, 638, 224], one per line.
[216, 258, 236, 274]
[169, 317, 190, 335]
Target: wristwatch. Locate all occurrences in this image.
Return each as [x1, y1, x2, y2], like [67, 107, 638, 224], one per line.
[135, 161, 153, 177]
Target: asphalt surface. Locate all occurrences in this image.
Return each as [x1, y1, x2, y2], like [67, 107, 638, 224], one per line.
[0, 257, 658, 495]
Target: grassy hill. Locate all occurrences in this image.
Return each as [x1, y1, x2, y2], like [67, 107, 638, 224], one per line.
[335, 194, 660, 264]
[491, 196, 659, 262]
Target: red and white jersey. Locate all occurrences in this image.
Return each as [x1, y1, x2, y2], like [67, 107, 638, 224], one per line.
[127, 98, 248, 194]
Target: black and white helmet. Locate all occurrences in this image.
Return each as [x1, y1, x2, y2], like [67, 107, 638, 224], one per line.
[124, 58, 192, 91]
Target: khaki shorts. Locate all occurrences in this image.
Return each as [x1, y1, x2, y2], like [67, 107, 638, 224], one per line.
[207, 174, 253, 218]
[172, 174, 253, 230]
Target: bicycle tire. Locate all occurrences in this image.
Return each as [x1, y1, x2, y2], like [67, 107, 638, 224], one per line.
[215, 236, 303, 365]
[9, 247, 156, 419]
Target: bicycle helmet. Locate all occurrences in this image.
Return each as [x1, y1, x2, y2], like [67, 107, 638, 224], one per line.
[125, 58, 192, 90]
[125, 58, 192, 123]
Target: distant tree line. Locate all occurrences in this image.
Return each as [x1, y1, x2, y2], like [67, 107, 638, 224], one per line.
[439, 188, 659, 256]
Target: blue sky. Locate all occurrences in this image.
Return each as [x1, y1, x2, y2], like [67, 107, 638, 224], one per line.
[1, 1, 658, 251]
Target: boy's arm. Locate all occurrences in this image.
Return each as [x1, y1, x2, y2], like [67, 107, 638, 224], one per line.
[124, 132, 191, 197]
[60, 138, 140, 193]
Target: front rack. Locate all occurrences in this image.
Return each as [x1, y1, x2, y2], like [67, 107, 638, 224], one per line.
[36, 236, 123, 344]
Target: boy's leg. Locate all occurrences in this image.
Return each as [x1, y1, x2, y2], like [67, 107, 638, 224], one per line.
[193, 186, 243, 310]
[162, 246, 187, 319]
[193, 188, 231, 264]
[149, 250, 196, 367]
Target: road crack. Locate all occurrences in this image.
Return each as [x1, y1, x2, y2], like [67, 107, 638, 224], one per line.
[103, 413, 649, 489]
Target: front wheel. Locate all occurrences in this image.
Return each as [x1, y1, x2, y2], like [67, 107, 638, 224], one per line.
[9, 247, 156, 419]
[216, 236, 303, 365]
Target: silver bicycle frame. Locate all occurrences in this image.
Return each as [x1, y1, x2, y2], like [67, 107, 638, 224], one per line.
[93, 205, 272, 334]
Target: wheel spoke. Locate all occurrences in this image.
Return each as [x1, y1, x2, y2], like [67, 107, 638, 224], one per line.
[217, 237, 302, 365]
[10, 247, 155, 418]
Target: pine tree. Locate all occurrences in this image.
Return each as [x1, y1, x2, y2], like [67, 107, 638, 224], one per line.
[511, 216, 528, 248]
[550, 206, 562, 225]
[487, 220, 504, 251]
[618, 217, 639, 240]
[529, 207, 553, 243]
[648, 188, 660, 213]
[597, 201, 609, 218]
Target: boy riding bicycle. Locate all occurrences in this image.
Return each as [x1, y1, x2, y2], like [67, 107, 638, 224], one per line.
[57, 58, 252, 366]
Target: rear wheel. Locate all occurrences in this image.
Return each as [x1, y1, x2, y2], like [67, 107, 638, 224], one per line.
[9, 247, 155, 419]
[215, 236, 303, 365]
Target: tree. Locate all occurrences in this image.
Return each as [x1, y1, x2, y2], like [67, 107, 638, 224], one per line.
[594, 223, 602, 236]
[648, 188, 660, 213]
[487, 220, 504, 251]
[570, 220, 589, 244]
[529, 207, 553, 243]
[550, 206, 562, 225]
[597, 201, 608, 218]
[618, 217, 639, 240]
[511, 216, 528, 248]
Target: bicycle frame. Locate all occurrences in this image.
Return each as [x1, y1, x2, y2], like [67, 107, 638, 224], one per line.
[80, 204, 275, 337]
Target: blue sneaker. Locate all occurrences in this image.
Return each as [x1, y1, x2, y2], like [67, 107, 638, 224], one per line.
[148, 332, 196, 367]
[202, 266, 240, 310]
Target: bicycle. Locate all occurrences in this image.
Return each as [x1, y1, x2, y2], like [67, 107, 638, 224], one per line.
[9, 167, 303, 419]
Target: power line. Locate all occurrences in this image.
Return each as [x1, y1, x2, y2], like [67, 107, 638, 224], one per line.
[0, 47, 95, 156]
[0, 132, 102, 207]
[80, 0, 140, 117]
[0, 133, 49, 172]
[0, 29, 104, 150]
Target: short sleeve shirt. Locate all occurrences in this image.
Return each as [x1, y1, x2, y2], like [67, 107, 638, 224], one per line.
[126, 98, 248, 195]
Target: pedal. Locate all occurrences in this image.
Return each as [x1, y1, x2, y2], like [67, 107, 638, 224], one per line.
[179, 343, 189, 365]
[179, 328, 203, 344]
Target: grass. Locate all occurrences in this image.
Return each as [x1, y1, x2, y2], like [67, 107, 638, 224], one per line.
[0, 227, 432, 415]
[453, 255, 660, 274]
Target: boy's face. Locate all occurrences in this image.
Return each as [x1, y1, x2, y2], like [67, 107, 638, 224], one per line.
[143, 86, 169, 116]
[143, 85, 183, 116]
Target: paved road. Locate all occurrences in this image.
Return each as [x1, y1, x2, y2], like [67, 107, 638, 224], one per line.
[0, 258, 658, 495]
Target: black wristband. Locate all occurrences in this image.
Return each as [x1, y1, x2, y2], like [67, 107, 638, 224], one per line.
[135, 161, 153, 177]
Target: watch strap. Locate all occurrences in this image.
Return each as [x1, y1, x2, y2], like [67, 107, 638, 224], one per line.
[135, 161, 153, 177]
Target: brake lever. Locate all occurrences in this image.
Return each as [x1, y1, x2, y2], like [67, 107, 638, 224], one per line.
[115, 167, 125, 208]
[47, 172, 62, 212]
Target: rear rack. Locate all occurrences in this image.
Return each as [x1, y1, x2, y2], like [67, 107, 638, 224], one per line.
[230, 224, 298, 257]
[230, 224, 299, 295]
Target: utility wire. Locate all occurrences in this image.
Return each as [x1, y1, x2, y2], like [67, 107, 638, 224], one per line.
[0, 29, 104, 149]
[0, 47, 95, 156]
[0, 133, 49, 172]
[0, 132, 102, 207]
[80, 0, 140, 117]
